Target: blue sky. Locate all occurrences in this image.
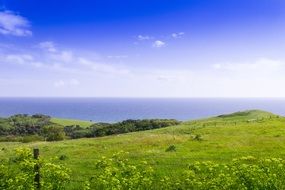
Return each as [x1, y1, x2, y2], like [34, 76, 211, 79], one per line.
[0, 0, 285, 97]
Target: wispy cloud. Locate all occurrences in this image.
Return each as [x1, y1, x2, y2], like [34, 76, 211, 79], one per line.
[0, 40, 131, 77]
[0, 11, 32, 36]
[171, 32, 184, 38]
[107, 55, 128, 59]
[5, 54, 34, 64]
[213, 58, 283, 72]
[78, 57, 130, 75]
[152, 40, 166, 48]
[51, 51, 74, 63]
[156, 75, 179, 81]
[38, 41, 74, 63]
[136, 33, 183, 48]
[39, 41, 57, 52]
[54, 79, 80, 88]
[137, 35, 152, 41]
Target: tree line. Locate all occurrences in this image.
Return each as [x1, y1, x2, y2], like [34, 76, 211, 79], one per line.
[0, 114, 180, 142]
[65, 119, 181, 139]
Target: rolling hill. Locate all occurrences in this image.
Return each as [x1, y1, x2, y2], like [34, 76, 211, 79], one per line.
[1, 110, 285, 189]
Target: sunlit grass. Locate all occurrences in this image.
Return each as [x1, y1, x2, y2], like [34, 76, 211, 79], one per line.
[50, 117, 93, 128]
[1, 110, 285, 188]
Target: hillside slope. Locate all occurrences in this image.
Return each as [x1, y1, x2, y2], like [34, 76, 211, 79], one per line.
[1, 110, 285, 189]
[50, 118, 94, 128]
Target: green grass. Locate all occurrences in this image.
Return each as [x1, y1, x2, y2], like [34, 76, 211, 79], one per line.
[50, 117, 94, 128]
[1, 109, 285, 189]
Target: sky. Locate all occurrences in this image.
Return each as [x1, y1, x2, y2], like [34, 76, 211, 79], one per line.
[0, 0, 285, 97]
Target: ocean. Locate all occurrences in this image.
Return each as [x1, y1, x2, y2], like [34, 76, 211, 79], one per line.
[0, 98, 285, 122]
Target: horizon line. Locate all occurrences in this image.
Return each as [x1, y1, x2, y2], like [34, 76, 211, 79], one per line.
[1, 96, 285, 99]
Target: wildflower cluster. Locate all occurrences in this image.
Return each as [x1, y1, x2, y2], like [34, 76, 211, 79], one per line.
[87, 152, 154, 190]
[164, 156, 285, 190]
[87, 155, 285, 190]
[0, 148, 71, 190]
[2, 149, 285, 190]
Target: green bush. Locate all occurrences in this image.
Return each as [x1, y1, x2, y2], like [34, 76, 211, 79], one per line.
[59, 154, 68, 161]
[42, 125, 65, 141]
[165, 144, 176, 152]
[192, 134, 203, 141]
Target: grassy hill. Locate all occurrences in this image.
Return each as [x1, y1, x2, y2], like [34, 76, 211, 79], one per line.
[1, 110, 285, 189]
[50, 117, 94, 128]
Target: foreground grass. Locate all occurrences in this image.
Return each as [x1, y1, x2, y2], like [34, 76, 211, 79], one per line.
[1, 110, 285, 189]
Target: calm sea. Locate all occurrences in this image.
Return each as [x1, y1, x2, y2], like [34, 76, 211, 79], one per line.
[0, 98, 285, 122]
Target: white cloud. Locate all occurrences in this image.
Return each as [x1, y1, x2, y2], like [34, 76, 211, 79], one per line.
[38, 41, 74, 63]
[1, 41, 131, 77]
[0, 11, 32, 36]
[172, 32, 184, 38]
[52, 51, 74, 63]
[39, 41, 57, 52]
[0, 53, 50, 69]
[213, 63, 222, 69]
[5, 54, 34, 64]
[256, 57, 282, 67]
[54, 80, 65, 87]
[152, 40, 166, 48]
[156, 75, 179, 81]
[54, 79, 80, 88]
[70, 79, 80, 85]
[107, 55, 128, 59]
[78, 57, 130, 75]
[137, 35, 152, 41]
[213, 58, 283, 72]
[3, 46, 285, 97]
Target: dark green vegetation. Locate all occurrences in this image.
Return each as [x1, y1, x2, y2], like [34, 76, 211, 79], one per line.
[1, 110, 285, 189]
[0, 114, 180, 142]
[63, 119, 180, 139]
[0, 114, 65, 142]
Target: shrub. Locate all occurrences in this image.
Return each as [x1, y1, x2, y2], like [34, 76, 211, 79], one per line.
[165, 145, 176, 152]
[59, 155, 68, 161]
[192, 134, 203, 141]
[42, 125, 65, 141]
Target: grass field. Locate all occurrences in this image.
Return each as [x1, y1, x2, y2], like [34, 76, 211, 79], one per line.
[50, 117, 94, 128]
[1, 110, 285, 189]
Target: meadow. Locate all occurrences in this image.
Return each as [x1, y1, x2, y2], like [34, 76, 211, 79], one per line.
[1, 110, 285, 189]
[50, 118, 93, 128]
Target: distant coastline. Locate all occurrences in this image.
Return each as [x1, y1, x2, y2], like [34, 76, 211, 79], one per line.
[1, 98, 285, 122]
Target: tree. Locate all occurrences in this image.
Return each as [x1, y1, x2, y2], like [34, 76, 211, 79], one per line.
[42, 125, 65, 141]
